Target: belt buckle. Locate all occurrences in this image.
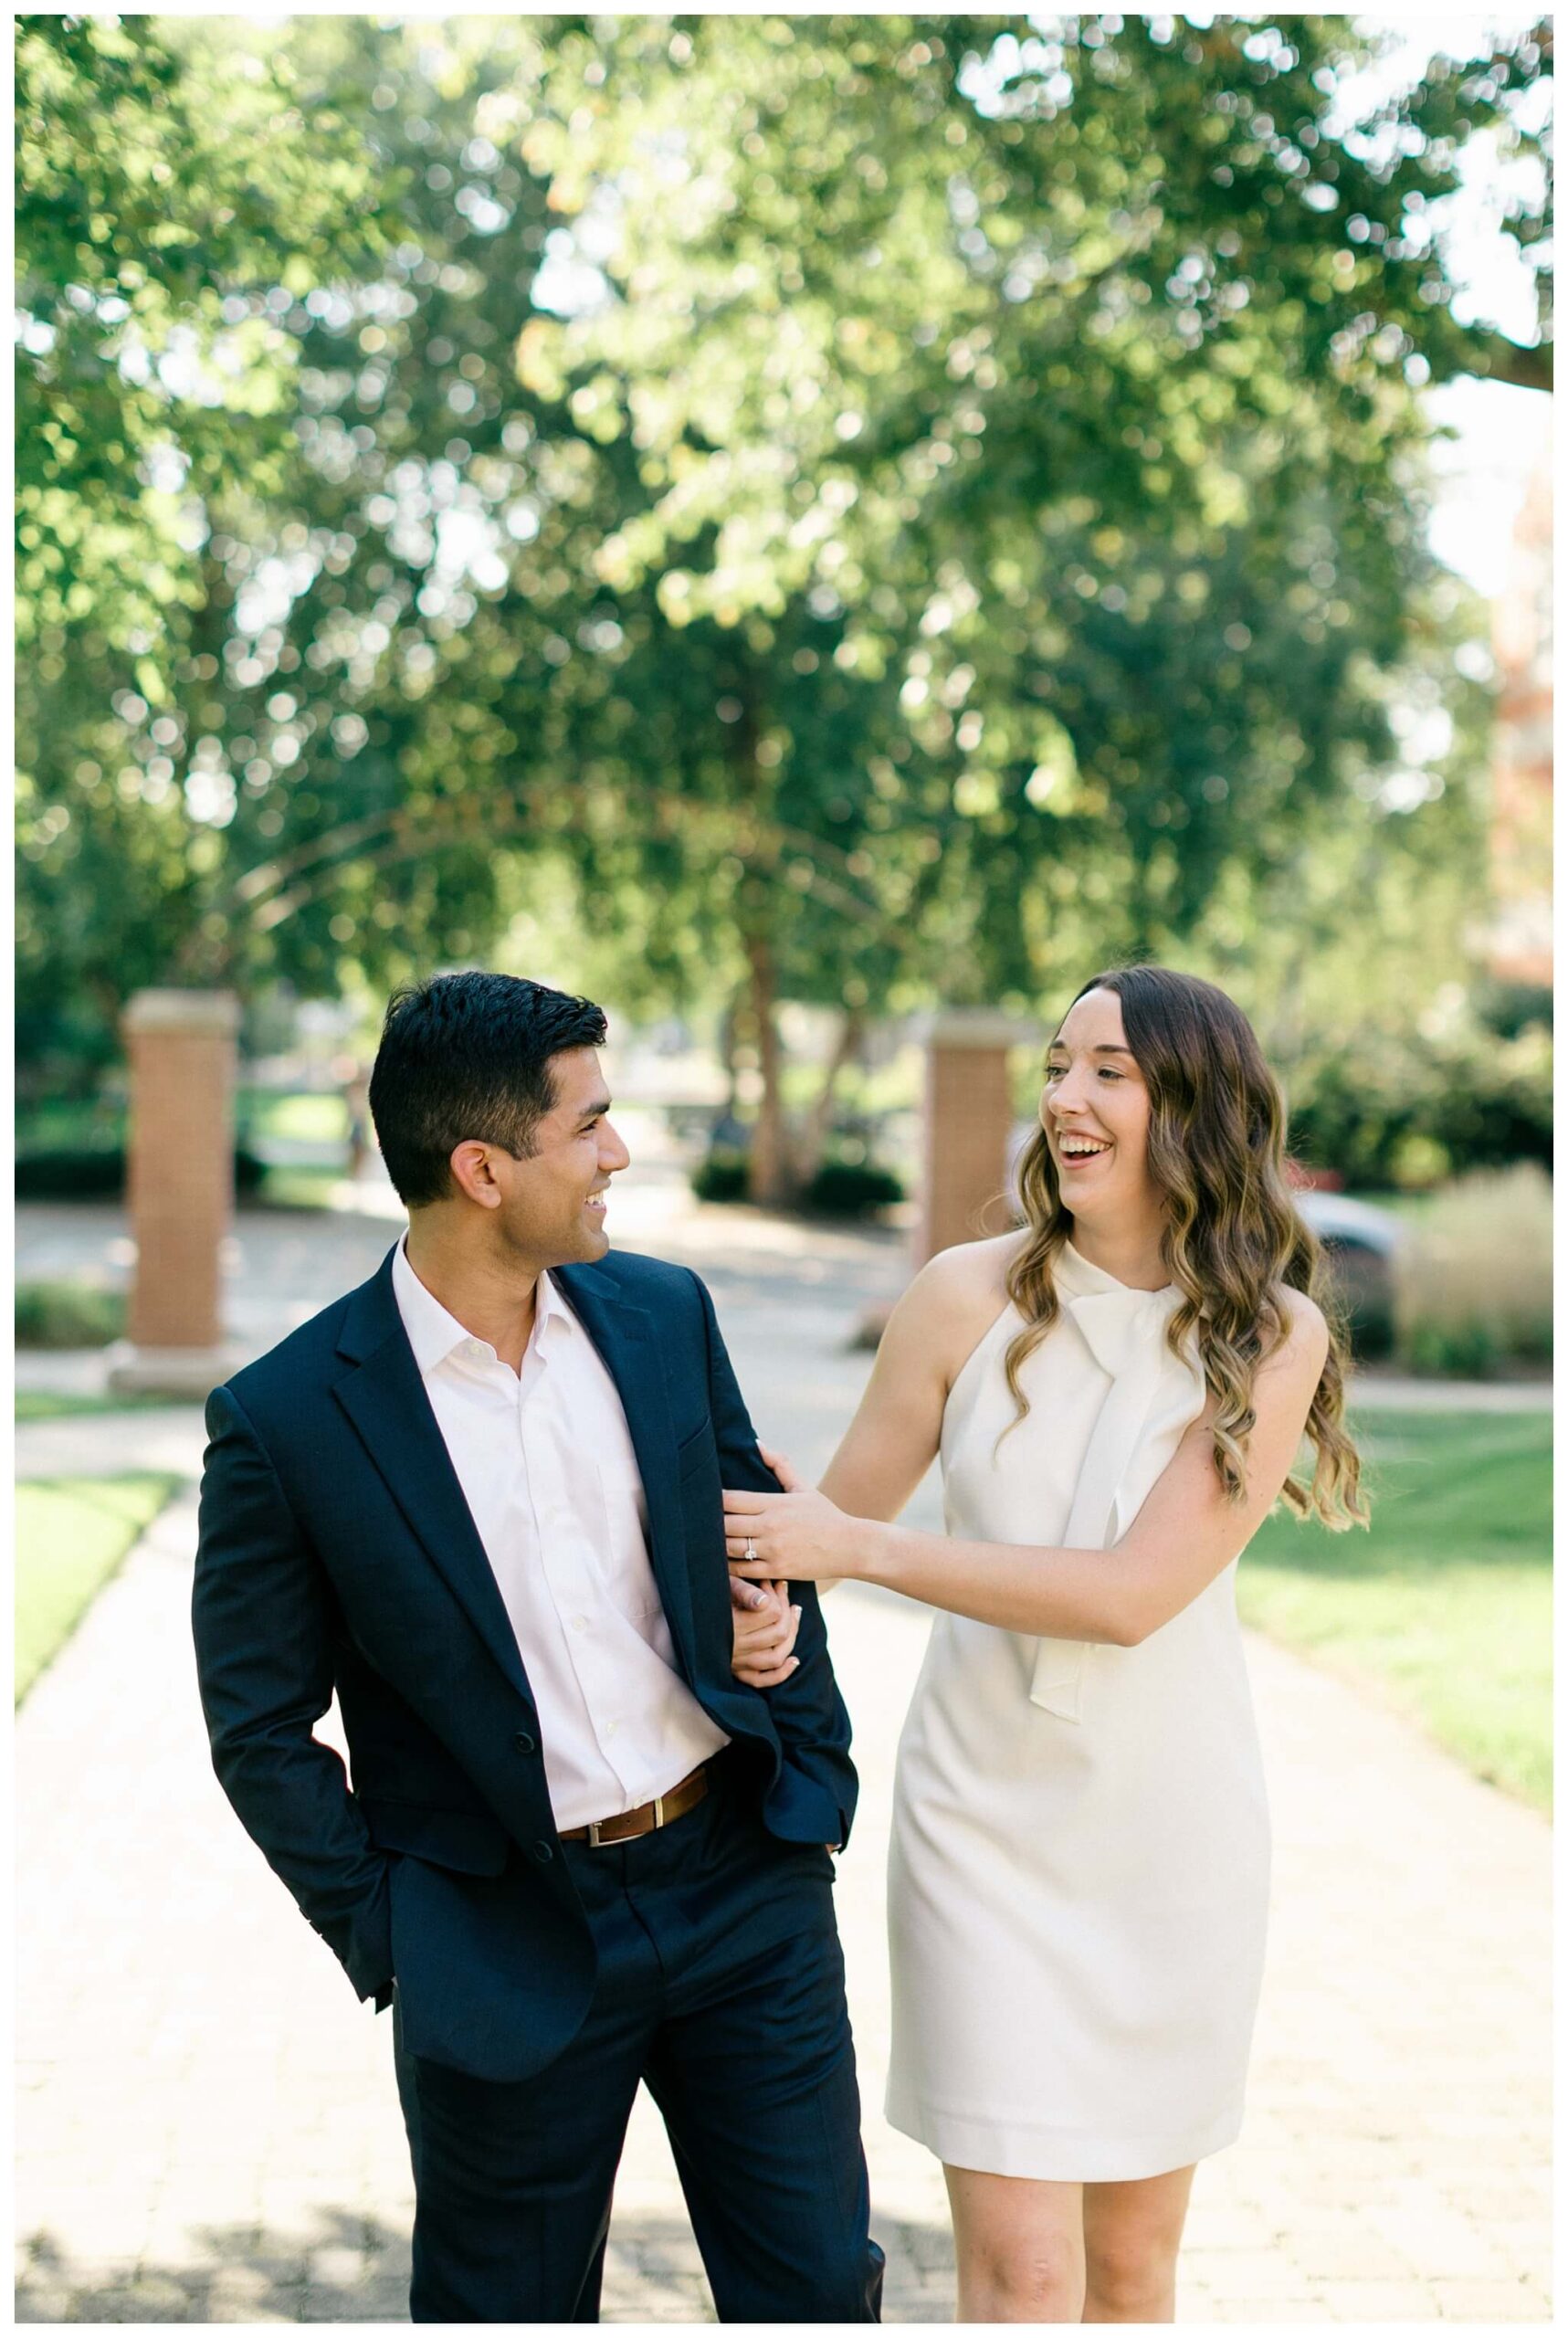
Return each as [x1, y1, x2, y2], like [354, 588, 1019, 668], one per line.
[584, 1786, 673, 1848]
[584, 1791, 665, 1848]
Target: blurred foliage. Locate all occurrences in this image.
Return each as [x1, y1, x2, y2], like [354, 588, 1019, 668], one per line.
[518, 13, 1548, 1183]
[16, 16, 398, 663]
[14, 14, 1553, 1194]
[1392, 1164, 1552, 1373]
[12, 1087, 346, 1214]
[1284, 1008, 1552, 1188]
[690, 1148, 752, 1205]
[1472, 977, 1553, 1038]
[692, 1141, 906, 1216]
[14, 1281, 127, 1349]
[13, 1146, 268, 1201]
[799, 1155, 908, 1218]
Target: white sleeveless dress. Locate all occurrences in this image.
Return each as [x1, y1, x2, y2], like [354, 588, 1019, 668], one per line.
[885, 1242, 1270, 2182]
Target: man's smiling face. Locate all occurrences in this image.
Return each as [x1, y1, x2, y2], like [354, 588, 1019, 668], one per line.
[488, 1045, 631, 1268]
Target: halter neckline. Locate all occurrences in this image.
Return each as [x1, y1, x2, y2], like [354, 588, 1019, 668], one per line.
[1058, 1239, 1175, 1301]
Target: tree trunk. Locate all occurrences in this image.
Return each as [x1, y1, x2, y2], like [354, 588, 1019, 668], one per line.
[721, 650, 796, 1207]
[743, 929, 794, 1206]
[717, 992, 742, 1121]
[795, 1005, 867, 1187]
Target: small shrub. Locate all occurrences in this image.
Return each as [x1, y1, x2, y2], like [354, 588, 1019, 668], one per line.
[16, 1281, 127, 1349]
[800, 1157, 906, 1218]
[1394, 1165, 1552, 1375]
[691, 1148, 752, 1204]
[689, 1146, 907, 1216]
[13, 1149, 127, 1199]
[1401, 1318, 1505, 1380]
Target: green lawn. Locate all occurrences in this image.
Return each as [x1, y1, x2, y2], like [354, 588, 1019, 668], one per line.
[15, 1475, 180, 1703]
[240, 1088, 350, 1144]
[15, 1390, 174, 1422]
[253, 1164, 347, 1210]
[1240, 1409, 1552, 1813]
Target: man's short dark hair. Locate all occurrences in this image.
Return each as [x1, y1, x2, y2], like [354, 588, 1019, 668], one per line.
[368, 973, 608, 1208]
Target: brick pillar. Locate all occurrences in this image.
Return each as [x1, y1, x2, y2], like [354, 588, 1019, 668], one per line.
[916, 1011, 1036, 1266]
[109, 989, 245, 1396]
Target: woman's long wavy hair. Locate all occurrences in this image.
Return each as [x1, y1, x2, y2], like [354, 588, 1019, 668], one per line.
[1004, 964, 1366, 1528]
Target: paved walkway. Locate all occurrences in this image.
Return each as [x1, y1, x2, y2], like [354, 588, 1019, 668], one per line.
[16, 1186, 1552, 2322]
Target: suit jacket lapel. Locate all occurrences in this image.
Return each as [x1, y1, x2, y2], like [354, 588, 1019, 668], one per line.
[552, 1262, 700, 1676]
[331, 1252, 536, 1711]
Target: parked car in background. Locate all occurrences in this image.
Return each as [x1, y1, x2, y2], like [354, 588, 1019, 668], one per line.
[1295, 1191, 1403, 1360]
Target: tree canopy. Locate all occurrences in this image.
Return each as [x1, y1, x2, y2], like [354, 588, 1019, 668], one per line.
[16, 14, 1552, 1186]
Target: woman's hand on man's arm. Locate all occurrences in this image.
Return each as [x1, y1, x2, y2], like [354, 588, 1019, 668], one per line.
[725, 1291, 1332, 1647]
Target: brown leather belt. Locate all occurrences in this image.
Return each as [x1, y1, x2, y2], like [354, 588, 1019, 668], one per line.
[559, 1764, 709, 1847]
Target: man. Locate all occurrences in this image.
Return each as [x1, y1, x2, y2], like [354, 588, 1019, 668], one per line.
[193, 972, 883, 2323]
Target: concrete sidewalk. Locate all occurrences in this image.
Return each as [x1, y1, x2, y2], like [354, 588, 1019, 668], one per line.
[16, 1192, 1552, 2322]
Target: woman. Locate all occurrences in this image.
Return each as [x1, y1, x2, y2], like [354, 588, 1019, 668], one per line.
[726, 965, 1365, 2322]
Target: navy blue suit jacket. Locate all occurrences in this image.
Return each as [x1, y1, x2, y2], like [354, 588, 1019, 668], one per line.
[192, 1245, 857, 2080]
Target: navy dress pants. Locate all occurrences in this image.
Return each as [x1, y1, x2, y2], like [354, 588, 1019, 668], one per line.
[393, 1759, 885, 2323]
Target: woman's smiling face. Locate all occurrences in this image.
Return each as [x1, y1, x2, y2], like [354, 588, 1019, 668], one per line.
[1041, 987, 1160, 1227]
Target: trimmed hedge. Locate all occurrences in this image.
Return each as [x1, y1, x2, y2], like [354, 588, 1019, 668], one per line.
[16, 1281, 127, 1349]
[800, 1158, 906, 1217]
[691, 1149, 752, 1204]
[15, 1146, 268, 1201]
[691, 1147, 906, 1216]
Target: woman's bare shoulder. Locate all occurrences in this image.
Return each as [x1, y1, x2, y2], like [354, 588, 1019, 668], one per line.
[916, 1229, 1028, 1307]
[896, 1232, 1028, 1366]
[1264, 1282, 1331, 1375]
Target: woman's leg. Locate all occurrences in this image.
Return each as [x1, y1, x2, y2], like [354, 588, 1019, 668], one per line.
[944, 2164, 1087, 2323]
[1081, 2164, 1196, 2323]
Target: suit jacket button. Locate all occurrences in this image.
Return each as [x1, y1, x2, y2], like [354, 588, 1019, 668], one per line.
[531, 1840, 554, 1864]
[513, 1730, 537, 1754]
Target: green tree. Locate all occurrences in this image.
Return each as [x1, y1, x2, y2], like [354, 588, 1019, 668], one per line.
[15, 13, 399, 1075]
[511, 13, 1549, 1183]
[15, 15, 395, 663]
[16, 15, 1550, 1195]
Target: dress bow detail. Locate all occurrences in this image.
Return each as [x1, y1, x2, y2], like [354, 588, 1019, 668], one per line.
[1060, 1287, 1166, 1383]
[1028, 1271, 1203, 1722]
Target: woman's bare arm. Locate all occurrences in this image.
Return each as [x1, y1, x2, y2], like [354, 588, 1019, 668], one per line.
[727, 1292, 1330, 1647]
[818, 1239, 1017, 1522]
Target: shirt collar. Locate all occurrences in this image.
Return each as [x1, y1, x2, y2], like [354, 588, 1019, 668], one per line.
[392, 1238, 568, 1378]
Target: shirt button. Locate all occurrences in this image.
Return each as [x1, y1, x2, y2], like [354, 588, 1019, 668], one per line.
[572, 1615, 588, 1634]
[513, 1730, 537, 1755]
[604, 1721, 618, 1742]
[531, 1840, 554, 1865]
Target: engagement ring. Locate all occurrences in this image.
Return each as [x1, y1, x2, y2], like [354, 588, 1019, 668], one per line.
[743, 1537, 757, 1563]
